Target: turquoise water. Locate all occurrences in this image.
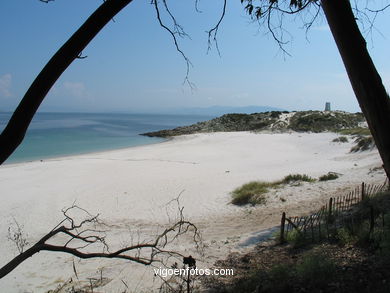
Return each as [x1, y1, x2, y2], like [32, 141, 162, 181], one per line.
[0, 112, 212, 164]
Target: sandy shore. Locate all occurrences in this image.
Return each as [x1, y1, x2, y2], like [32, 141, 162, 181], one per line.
[0, 131, 385, 292]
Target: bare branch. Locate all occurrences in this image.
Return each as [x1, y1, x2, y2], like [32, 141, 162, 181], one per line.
[207, 0, 227, 55]
[152, 0, 194, 89]
[1, 204, 202, 280]
[366, 3, 390, 13]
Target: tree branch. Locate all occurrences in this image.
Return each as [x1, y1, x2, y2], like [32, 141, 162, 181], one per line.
[1, 204, 202, 280]
[207, 0, 227, 55]
[152, 0, 194, 89]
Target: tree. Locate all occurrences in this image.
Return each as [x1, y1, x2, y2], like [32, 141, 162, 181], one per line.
[242, 0, 390, 179]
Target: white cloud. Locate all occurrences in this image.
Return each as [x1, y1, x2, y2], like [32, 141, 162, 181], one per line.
[0, 73, 12, 98]
[62, 81, 87, 97]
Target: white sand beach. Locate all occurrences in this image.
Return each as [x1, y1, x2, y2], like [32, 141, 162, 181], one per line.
[0, 131, 385, 292]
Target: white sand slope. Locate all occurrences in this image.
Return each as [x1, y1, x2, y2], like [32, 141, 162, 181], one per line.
[0, 132, 385, 292]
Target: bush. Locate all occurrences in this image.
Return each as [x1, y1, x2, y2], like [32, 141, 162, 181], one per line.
[282, 174, 315, 184]
[295, 253, 336, 286]
[231, 181, 270, 206]
[336, 227, 357, 245]
[262, 264, 293, 292]
[319, 172, 339, 181]
[332, 136, 348, 143]
[286, 229, 307, 248]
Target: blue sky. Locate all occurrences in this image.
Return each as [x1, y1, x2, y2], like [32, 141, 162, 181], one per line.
[0, 0, 389, 113]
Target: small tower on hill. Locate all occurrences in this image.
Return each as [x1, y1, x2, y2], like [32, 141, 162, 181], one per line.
[325, 102, 331, 111]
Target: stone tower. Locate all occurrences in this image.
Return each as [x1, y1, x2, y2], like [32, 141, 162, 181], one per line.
[325, 102, 331, 111]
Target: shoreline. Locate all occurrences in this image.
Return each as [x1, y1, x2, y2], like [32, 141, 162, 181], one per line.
[3, 135, 171, 167]
[0, 131, 385, 292]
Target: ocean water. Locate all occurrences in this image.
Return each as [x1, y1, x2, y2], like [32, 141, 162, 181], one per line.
[0, 112, 212, 164]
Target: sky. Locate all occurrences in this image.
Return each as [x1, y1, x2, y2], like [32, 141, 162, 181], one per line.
[0, 0, 389, 113]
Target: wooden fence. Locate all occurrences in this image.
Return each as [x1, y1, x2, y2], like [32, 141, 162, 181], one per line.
[280, 181, 389, 244]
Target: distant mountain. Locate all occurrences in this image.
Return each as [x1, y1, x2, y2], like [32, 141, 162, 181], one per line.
[147, 105, 285, 116]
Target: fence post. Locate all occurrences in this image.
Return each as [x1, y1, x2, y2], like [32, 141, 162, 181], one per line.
[328, 197, 333, 219]
[361, 182, 365, 200]
[280, 212, 286, 244]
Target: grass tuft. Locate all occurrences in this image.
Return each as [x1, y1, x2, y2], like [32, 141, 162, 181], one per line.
[231, 181, 270, 206]
[350, 136, 375, 152]
[282, 174, 316, 184]
[231, 174, 315, 206]
[319, 172, 339, 181]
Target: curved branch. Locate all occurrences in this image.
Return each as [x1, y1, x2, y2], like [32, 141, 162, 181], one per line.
[0, 0, 134, 165]
[207, 0, 227, 55]
[153, 0, 194, 88]
[1, 205, 202, 280]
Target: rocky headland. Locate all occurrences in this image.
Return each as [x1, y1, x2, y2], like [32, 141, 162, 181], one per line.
[141, 110, 366, 137]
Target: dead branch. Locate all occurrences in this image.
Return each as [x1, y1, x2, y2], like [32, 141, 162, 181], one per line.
[1, 204, 201, 280]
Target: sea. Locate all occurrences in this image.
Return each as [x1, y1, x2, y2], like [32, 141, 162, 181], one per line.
[0, 112, 213, 164]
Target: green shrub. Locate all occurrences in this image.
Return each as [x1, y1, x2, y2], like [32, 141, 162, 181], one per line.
[332, 136, 348, 143]
[282, 174, 315, 184]
[262, 264, 293, 292]
[319, 172, 339, 181]
[295, 253, 336, 286]
[231, 181, 270, 206]
[336, 227, 357, 245]
[286, 229, 307, 248]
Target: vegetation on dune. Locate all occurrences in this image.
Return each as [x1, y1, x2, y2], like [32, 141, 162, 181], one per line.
[339, 127, 371, 136]
[319, 172, 339, 181]
[281, 174, 316, 184]
[231, 174, 315, 206]
[350, 136, 375, 152]
[231, 181, 274, 206]
[289, 111, 365, 133]
[332, 136, 349, 143]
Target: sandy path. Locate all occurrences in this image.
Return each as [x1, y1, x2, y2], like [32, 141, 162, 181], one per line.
[0, 132, 385, 292]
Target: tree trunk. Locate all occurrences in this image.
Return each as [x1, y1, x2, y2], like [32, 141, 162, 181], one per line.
[0, 0, 133, 165]
[321, 0, 390, 180]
